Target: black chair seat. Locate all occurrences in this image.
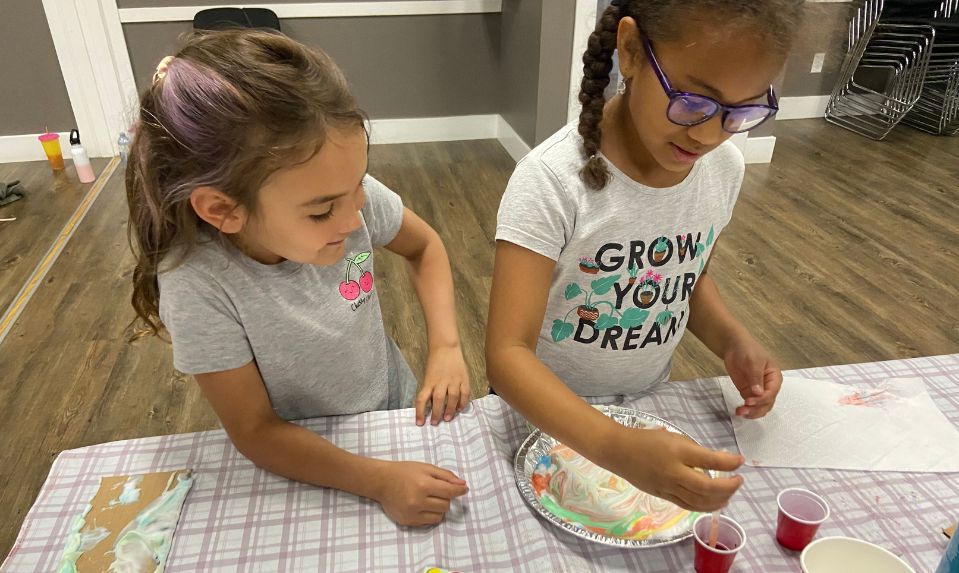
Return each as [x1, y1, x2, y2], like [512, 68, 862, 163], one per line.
[193, 8, 281, 32]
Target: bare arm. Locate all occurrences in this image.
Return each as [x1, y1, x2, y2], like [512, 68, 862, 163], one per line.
[385, 207, 470, 425]
[195, 361, 468, 525]
[686, 243, 783, 418]
[484, 241, 624, 459]
[485, 241, 743, 511]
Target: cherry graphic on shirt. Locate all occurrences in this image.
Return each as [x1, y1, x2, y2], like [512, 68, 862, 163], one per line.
[339, 280, 361, 300]
[359, 271, 374, 293]
[340, 251, 373, 301]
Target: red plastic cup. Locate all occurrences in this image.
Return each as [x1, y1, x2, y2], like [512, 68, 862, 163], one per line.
[777, 488, 830, 551]
[693, 514, 747, 573]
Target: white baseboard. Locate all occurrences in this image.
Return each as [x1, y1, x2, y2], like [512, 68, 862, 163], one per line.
[367, 114, 532, 162]
[0, 132, 72, 164]
[118, 1, 503, 23]
[2, 117, 533, 165]
[744, 136, 777, 164]
[367, 115, 500, 145]
[2, 119, 782, 167]
[778, 95, 831, 120]
[495, 116, 532, 162]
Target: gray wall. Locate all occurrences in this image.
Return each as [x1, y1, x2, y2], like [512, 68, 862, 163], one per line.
[752, 3, 854, 140]
[499, 0, 575, 146]
[498, 0, 543, 146]
[781, 1, 856, 98]
[535, 3, 575, 143]
[123, 2, 576, 147]
[0, 1, 76, 135]
[125, 15, 503, 119]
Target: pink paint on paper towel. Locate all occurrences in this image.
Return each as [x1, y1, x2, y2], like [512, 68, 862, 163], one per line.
[838, 389, 891, 407]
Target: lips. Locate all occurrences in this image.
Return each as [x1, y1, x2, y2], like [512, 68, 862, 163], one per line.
[670, 143, 703, 163]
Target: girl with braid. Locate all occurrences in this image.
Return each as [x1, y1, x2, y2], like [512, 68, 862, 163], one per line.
[486, 0, 803, 511]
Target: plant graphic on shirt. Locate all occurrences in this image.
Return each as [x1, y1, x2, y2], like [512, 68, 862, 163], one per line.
[550, 224, 716, 344]
[552, 274, 650, 343]
[655, 306, 675, 327]
[636, 270, 663, 306]
[578, 256, 600, 274]
[694, 225, 715, 275]
[651, 237, 669, 263]
[338, 251, 374, 301]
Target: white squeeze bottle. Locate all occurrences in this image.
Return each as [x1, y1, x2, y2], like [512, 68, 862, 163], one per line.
[70, 129, 96, 183]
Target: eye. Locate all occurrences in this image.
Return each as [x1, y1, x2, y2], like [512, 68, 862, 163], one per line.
[309, 204, 334, 222]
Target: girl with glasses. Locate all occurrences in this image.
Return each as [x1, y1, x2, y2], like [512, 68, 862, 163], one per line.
[486, 0, 803, 512]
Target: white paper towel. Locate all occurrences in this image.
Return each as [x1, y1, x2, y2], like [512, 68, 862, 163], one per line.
[720, 376, 959, 472]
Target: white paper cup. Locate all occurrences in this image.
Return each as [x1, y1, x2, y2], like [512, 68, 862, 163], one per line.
[800, 536, 915, 573]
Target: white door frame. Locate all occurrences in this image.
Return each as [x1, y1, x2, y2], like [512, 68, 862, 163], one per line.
[567, 0, 599, 124]
[41, 0, 137, 158]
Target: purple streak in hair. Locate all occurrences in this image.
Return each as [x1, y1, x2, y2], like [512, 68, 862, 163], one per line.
[158, 57, 237, 154]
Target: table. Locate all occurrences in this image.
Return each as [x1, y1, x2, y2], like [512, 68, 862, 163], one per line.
[4, 355, 958, 572]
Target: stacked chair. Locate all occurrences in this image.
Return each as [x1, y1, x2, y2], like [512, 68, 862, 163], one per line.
[826, 0, 959, 139]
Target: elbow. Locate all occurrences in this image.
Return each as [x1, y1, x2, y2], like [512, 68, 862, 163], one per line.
[406, 227, 445, 266]
[485, 336, 524, 394]
[227, 430, 262, 466]
[224, 418, 276, 467]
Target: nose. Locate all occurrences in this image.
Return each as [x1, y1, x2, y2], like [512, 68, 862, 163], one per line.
[337, 203, 362, 235]
[686, 114, 730, 148]
[339, 209, 361, 235]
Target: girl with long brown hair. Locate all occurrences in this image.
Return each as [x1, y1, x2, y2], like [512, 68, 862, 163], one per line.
[127, 30, 469, 526]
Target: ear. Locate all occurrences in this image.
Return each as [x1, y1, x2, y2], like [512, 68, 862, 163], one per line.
[190, 186, 247, 234]
[617, 17, 643, 82]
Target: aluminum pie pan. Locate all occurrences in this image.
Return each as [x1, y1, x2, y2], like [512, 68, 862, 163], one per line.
[514, 405, 709, 548]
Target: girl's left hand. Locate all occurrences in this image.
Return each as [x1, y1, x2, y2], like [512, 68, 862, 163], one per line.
[723, 336, 783, 419]
[415, 345, 471, 426]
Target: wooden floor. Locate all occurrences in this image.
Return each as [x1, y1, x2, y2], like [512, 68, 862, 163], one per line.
[0, 158, 110, 319]
[1, 120, 957, 558]
[671, 121, 958, 379]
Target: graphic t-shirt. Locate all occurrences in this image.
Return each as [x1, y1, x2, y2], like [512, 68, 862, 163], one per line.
[496, 123, 744, 398]
[158, 175, 416, 420]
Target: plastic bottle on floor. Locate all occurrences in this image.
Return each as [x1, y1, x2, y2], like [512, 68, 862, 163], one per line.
[70, 129, 96, 184]
[118, 131, 130, 163]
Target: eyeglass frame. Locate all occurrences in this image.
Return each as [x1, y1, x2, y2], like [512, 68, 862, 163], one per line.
[639, 34, 779, 133]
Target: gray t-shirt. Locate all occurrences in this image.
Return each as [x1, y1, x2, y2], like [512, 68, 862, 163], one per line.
[496, 123, 744, 398]
[159, 175, 416, 420]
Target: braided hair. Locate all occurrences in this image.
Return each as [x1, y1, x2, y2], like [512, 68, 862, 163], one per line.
[577, 0, 804, 190]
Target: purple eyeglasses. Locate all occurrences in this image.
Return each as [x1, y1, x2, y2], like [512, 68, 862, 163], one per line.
[641, 35, 778, 133]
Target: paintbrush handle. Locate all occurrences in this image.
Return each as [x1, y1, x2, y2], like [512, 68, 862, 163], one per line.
[708, 510, 721, 547]
[708, 462, 731, 548]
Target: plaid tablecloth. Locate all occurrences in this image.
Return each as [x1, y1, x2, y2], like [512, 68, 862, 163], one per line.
[4, 354, 958, 572]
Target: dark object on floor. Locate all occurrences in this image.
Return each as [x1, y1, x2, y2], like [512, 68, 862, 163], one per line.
[0, 180, 24, 207]
[193, 8, 281, 32]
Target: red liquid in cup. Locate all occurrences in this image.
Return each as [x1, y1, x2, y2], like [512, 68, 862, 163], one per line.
[776, 489, 829, 551]
[693, 515, 746, 573]
[695, 542, 735, 573]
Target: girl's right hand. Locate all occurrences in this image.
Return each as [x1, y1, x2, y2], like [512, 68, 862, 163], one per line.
[373, 461, 469, 526]
[608, 426, 744, 512]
